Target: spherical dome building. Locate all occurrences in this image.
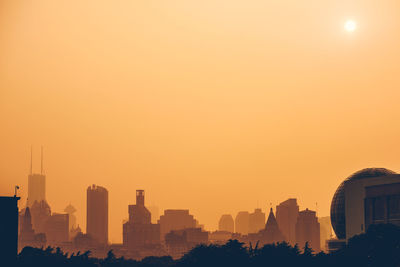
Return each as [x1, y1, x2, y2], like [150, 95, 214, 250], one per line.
[330, 168, 397, 239]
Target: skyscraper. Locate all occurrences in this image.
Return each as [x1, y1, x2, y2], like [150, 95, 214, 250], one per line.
[319, 216, 332, 251]
[235, 211, 249, 235]
[218, 214, 234, 233]
[249, 208, 266, 234]
[45, 213, 69, 246]
[87, 185, 108, 245]
[276, 198, 299, 245]
[295, 208, 320, 252]
[123, 190, 160, 249]
[27, 147, 46, 207]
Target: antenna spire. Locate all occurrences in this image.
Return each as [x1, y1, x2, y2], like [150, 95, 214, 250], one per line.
[30, 146, 33, 175]
[41, 146, 43, 174]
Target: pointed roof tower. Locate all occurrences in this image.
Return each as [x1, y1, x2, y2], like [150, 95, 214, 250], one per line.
[265, 208, 279, 230]
[259, 208, 286, 244]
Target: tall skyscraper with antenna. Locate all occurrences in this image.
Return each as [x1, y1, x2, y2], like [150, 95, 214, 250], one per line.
[27, 146, 46, 207]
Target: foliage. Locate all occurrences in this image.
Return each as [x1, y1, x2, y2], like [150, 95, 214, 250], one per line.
[10, 224, 400, 267]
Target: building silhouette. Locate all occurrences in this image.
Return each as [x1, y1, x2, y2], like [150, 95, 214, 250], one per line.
[87, 184, 108, 245]
[45, 213, 69, 246]
[147, 205, 159, 224]
[235, 211, 249, 235]
[329, 168, 400, 251]
[249, 208, 265, 234]
[158, 209, 197, 240]
[64, 204, 77, 230]
[318, 216, 332, 251]
[19, 207, 38, 249]
[165, 228, 208, 258]
[123, 190, 160, 250]
[218, 214, 234, 233]
[276, 198, 299, 245]
[0, 196, 20, 263]
[247, 208, 285, 246]
[30, 199, 51, 234]
[295, 208, 320, 252]
[27, 147, 46, 207]
[209, 230, 233, 244]
[261, 208, 286, 244]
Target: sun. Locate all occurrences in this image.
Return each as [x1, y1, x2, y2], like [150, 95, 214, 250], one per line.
[344, 20, 357, 32]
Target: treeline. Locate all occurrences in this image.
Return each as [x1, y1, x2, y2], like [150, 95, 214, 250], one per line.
[13, 224, 400, 267]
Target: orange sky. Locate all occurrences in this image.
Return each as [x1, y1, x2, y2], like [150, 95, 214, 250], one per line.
[1, 0, 400, 243]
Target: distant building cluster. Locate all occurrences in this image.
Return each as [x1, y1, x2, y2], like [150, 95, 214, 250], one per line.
[14, 149, 332, 258]
[6, 150, 400, 260]
[215, 199, 326, 252]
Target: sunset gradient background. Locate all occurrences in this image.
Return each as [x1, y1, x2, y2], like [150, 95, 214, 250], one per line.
[1, 0, 400, 243]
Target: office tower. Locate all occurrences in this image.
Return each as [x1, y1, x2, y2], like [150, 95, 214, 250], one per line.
[218, 214, 234, 233]
[0, 196, 20, 263]
[87, 184, 108, 245]
[30, 200, 51, 234]
[45, 213, 69, 246]
[296, 208, 320, 252]
[123, 190, 160, 249]
[276, 198, 299, 245]
[64, 204, 77, 230]
[158, 210, 197, 240]
[235, 211, 249, 235]
[148, 205, 159, 224]
[319, 216, 332, 251]
[27, 147, 46, 207]
[249, 208, 266, 233]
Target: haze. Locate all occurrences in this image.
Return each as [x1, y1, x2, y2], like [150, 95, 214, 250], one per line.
[1, 0, 400, 243]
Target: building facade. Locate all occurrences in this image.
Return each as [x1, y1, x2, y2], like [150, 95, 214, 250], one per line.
[158, 209, 197, 240]
[218, 214, 234, 233]
[235, 211, 250, 235]
[249, 208, 266, 234]
[0, 196, 20, 263]
[295, 209, 320, 252]
[276, 198, 299, 245]
[123, 190, 160, 249]
[87, 185, 108, 245]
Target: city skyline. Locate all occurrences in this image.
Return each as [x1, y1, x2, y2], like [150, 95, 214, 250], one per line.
[2, 0, 400, 244]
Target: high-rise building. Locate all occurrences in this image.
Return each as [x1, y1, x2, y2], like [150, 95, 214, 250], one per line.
[87, 185, 108, 245]
[123, 190, 160, 249]
[27, 147, 46, 207]
[295, 208, 320, 252]
[249, 208, 265, 234]
[276, 198, 299, 245]
[30, 200, 51, 234]
[158, 210, 197, 240]
[235, 211, 249, 235]
[45, 213, 69, 246]
[0, 196, 20, 263]
[318, 216, 332, 252]
[64, 204, 77, 230]
[218, 214, 234, 233]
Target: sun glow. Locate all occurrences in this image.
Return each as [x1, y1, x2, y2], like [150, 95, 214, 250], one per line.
[345, 20, 357, 32]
